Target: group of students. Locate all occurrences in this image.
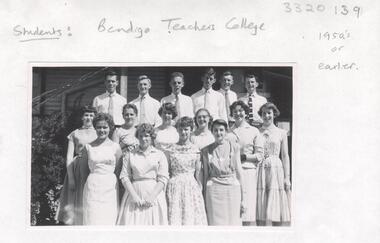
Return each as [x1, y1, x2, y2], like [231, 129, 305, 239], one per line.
[56, 68, 291, 226]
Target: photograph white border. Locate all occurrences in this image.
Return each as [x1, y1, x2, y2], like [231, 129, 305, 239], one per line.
[27, 62, 297, 233]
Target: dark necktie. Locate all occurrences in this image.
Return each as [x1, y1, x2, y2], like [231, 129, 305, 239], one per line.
[248, 95, 255, 125]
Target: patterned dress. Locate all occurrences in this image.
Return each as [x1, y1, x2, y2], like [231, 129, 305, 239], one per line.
[165, 143, 207, 225]
[257, 125, 291, 223]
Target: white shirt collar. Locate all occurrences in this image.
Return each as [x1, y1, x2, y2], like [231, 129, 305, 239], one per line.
[248, 91, 258, 97]
[106, 91, 117, 97]
[219, 89, 230, 94]
[137, 145, 156, 156]
[139, 93, 151, 100]
[172, 92, 182, 98]
[202, 87, 213, 94]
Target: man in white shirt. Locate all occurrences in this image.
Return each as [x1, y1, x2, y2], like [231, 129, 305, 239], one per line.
[130, 75, 162, 126]
[191, 68, 228, 122]
[239, 74, 267, 127]
[160, 72, 194, 121]
[218, 71, 238, 126]
[92, 70, 127, 126]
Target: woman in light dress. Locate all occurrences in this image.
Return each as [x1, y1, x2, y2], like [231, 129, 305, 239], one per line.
[82, 113, 122, 225]
[256, 102, 291, 226]
[201, 119, 245, 225]
[112, 103, 139, 153]
[112, 103, 140, 203]
[165, 117, 207, 225]
[117, 123, 169, 225]
[155, 102, 179, 151]
[229, 100, 264, 226]
[57, 106, 97, 225]
[191, 108, 215, 150]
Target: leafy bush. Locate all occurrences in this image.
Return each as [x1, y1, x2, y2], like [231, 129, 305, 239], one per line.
[31, 112, 68, 225]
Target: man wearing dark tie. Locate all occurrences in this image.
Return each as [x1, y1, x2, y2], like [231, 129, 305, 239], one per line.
[239, 74, 267, 127]
[191, 68, 228, 122]
[92, 70, 126, 126]
[160, 72, 194, 121]
[218, 71, 238, 126]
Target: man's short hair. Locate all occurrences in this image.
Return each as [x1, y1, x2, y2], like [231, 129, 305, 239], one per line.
[223, 71, 233, 77]
[105, 69, 119, 79]
[245, 73, 258, 80]
[203, 67, 215, 77]
[171, 72, 184, 80]
[137, 75, 151, 84]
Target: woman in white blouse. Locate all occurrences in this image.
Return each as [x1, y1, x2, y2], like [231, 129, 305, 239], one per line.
[191, 108, 215, 150]
[154, 102, 179, 151]
[117, 123, 169, 225]
[112, 103, 139, 153]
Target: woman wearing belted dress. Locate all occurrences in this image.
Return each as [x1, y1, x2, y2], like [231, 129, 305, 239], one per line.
[201, 119, 245, 225]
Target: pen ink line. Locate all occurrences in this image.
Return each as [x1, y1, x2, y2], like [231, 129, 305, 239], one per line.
[19, 37, 60, 42]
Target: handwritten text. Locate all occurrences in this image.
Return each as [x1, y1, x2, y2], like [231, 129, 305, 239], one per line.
[97, 18, 150, 38]
[13, 25, 71, 42]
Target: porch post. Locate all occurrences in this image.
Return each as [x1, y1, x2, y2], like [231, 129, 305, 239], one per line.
[120, 67, 128, 101]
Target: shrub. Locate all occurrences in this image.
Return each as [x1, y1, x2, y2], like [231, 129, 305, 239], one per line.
[31, 112, 67, 225]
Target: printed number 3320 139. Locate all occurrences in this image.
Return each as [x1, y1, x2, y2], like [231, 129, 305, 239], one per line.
[282, 2, 361, 18]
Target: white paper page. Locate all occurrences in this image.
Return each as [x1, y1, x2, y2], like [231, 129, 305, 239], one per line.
[0, 0, 379, 242]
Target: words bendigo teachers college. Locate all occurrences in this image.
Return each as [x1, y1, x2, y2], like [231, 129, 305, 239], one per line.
[97, 17, 265, 38]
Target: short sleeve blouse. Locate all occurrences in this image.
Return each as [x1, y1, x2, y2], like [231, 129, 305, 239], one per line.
[202, 141, 240, 185]
[120, 147, 169, 186]
[67, 128, 97, 155]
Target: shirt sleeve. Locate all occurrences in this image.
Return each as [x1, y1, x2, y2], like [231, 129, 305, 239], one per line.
[218, 94, 228, 122]
[154, 101, 162, 127]
[191, 93, 197, 114]
[226, 131, 238, 144]
[92, 96, 98, 111]
[232, 142, 241, 172]
[67, 130, 75, 141]
[252, 132, 264, 162]
[188, 97, 195, 118]
[231, 92, 238, 103]
[156, 151, 169, 187]
[120, 153, 132, 181]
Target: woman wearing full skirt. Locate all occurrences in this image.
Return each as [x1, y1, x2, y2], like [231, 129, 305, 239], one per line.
[117, 123, 169, 225]
[256, 102, 291, 226]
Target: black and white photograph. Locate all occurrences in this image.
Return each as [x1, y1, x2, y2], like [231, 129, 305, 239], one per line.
[2, 0, 379, 242]
[31, 65, 293, 227]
